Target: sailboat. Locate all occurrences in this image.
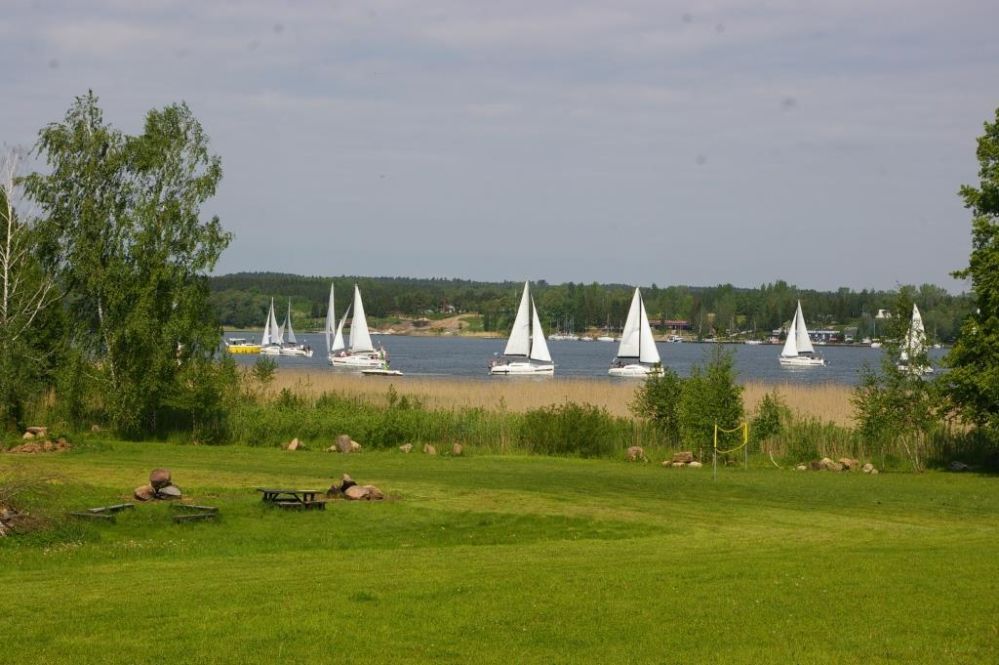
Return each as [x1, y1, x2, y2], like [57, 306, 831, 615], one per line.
[489, 282, 554, 375]
[330, 285, 389, 369]
[259, 298, 283, 355]
[778, 301, 826, 367]
[898, 304, 934, 375]
[279, 299, 313, 357]
[608, 288, 663, 377]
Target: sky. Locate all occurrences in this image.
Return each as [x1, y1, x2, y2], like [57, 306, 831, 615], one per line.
[3, 1, 998, 292]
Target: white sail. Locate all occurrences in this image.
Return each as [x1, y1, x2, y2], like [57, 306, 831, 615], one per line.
[529, 298, 552, 363]
[261, 299, 275, 346]
[617, 289, 642, 358]
[324, 283, 335, 354]
[793, 301, 815, 355]
[349, 285, 375, 353]
[332, 306, 349, 353]
[284, 300, 298, 345]
[901, 304, 927, 362]
[638, 294, 660, 364]
[503, 282, 532, 357]
[780, 308, 799, 357]
[269, 299, 283, 345]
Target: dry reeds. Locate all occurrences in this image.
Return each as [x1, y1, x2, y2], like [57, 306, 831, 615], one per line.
[263, 370, 856, 425]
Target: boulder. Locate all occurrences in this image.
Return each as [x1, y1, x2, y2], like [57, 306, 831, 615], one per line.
[286, 438, 301, 451]
[56, 437, 70, 450]
[870, 468, 879, 475]
[134, 484, 156, 501]
[862, 463, 875, 474]
[826, 462, 844, 472]
[339, 474, 357, 493]
[818, 457, 834, 470]
[672, 451, 694, 464]
[688, 461, 703, 469]
[149, 468, 172, 490]
[156, 484, 182, 499]
[344, 485, 370, 500]
[22, 431, 34, 440]
[423, 444, 437, 456]
[335, 434, 353, 454]
[350, 440, 362, 453]
[627, 446, 646, 462]
[839, 458, 860, 471]
[26, 426, 47, 436]
[671, 461, 686, 468]
[399, 443, 413, 454]
[948, 461, 971, 472]
[795, 464, 808, 471]
[808, 460, 824, 471]
[451, 443, 464, 457]
[363, 485, 385, 500]
[42, 441, 54, 452]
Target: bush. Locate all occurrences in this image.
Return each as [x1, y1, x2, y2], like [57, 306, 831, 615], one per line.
[751, 390, 790, 444]
[630, 367, 683, 444]
[679, 348, 744, 455]
[519, 402, 621, 458]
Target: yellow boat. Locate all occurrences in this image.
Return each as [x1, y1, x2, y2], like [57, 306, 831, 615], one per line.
[224, 337, 261, 354]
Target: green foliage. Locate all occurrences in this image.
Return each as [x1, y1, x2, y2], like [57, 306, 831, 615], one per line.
[946, 106, 999, 440]
[250, 356, 277, 388]
[751, 390, 790, 444]
[678, 348, 744, 452]
[630, 366, 683, 444]
[518, 402, 622, 458]
[25, 91, 232, 439]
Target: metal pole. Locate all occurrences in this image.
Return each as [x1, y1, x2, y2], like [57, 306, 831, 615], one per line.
[713, 422, 718, 481]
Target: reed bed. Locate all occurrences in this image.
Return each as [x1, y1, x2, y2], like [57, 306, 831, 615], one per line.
[265, 370, 857, 426]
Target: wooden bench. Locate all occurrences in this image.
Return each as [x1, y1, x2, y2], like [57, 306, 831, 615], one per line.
[170, 504, 220, 523]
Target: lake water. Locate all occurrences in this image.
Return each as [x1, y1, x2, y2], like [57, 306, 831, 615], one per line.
[227, 333, 947, 385]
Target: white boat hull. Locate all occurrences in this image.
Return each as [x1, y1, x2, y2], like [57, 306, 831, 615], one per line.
[330, 352, 386, 368]
[608, 364, 664, 377]
[489, 361, 554, 375]
[898, 363, 934, 376]
[778, 355, 826, 367]
[362, 368, 404, 376]
[259, 344, 282, 356]
[280, 345, 313, 358]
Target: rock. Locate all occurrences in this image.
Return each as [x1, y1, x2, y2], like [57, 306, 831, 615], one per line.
[399, 443, 413, 453]
[286, 438, 301, 451]
[339, 474, 356, 493]
[26, 426, 47, 436]
[149, 468, 172, 490]
[350, 440, 362, 453]
[870, 468, 879, 475]
[795, 464, 808, 471]
[862, 463, 875, 474]
[688, 461, 703, 469]
[42, 441, 54, 452]
[344, 485, 370, 500]
[451, 443, 464, 456]
[672, 451, 694, 464]
[627, 446, 646, 462]
[362, 485, 385, 500]
[90, 424, 101, 433]
[948, 461, 971, 472]
[808, 460, 823, 471]
[671, 461, 686, 468]
[818, 457, 834, 470]
[661, 460, 670, 467]
[423, 444, 437, 455]
[134, 485, 156, 501]
[826, 462, 844, 472]
[22, 431, 34, 440]
[156, 484, 182, 499]
[839, 458, 860, 471]
[56, 437, 70, 450]
[336, 434, 353, 453]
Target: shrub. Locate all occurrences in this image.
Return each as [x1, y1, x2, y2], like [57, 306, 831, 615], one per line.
[519, 402, 621, 458]
[630, 367, 683, 444]
[679, 347, 744, 455]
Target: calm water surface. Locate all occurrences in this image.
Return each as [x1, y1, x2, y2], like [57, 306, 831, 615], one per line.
[228, 333, 947, 385]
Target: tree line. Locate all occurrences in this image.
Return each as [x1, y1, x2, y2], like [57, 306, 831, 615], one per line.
[210, 273, 972, 341]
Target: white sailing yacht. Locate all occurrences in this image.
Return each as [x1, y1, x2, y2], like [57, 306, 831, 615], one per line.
[279, 299, 313, 357]
[259, 298, 283, 355]
[330, 285, 388, 369]
[778, 301, 826, 367]
[489, 282, 554, 375]
[608, 288, 663, 377]
[898, 304, 934, 375]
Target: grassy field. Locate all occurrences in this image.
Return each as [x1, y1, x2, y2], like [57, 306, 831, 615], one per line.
[2, 441, 996, 663]
[268, 370, 857, 425]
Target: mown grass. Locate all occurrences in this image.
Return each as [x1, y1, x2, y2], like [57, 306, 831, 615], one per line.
[2, 441, 997, 664]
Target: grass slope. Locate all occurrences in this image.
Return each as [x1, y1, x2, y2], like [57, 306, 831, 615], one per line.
[2, 442, 997, 664]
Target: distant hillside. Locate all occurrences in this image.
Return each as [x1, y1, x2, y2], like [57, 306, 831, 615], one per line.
[209, 272, 972, 341]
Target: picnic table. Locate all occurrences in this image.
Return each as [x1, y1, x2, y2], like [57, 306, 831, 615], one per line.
[257, 488, 326, 510]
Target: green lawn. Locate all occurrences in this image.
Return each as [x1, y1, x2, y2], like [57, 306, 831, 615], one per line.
[2, 442, 997, 664]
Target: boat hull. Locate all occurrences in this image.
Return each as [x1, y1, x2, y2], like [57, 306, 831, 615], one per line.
[898, 364, 934, 376]
[330, 353, 385, 368]
[259, 345, 282, 356]
[362, 368, 404, 376]
[608, 364, 664, 377]
[489, 361, 554, 375]
[225, 343, 261, 354]
[778, 355, 826, 367]
[280, 345, 313, 358]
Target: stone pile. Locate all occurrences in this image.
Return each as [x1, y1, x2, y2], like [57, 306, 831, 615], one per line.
[795, 458, 878, 474]
[0, 505, 23, 537]
[327, 434, 362, 453]
[661, 451, 702, 469]
[326, 473, 385, 501]
[134, 468, 183, 501]
[627, 446, 648, 462]
[6, 427, 71, 454]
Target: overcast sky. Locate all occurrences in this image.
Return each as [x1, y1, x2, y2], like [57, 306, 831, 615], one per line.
[4, 1, 997, 291]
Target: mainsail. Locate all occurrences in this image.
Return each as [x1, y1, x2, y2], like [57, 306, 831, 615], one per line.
[284, 300, 298, 345]
[793, 301, 815, 355]
[901, 304, 927, 362]
[324, 283, 335, 354]
[348, 285, 375, 353]
[261, 298, 275, 346]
